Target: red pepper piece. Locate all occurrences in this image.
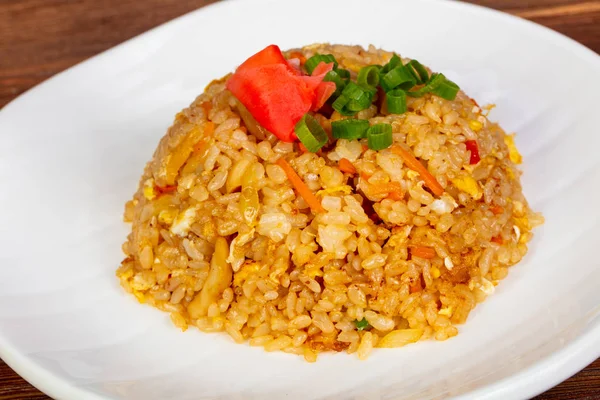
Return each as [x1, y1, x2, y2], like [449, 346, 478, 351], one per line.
[465, 140, 481, 164]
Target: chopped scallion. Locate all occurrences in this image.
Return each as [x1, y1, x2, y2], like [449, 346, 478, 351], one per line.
[406, 73, 446, 97]
[354, 318, 370, 330]
[432, 78, 460, 100]
[305, 54, 338, 75]
[324, 70, 348, 96]
[381, 54, 402, 75]
[295, 114, 328, 152]
[332, 82, 375, 115]
[406, 60, 429, 84]
[367, 123, 393, 150]
[380, 65, 416, 92]
[386, 89, 407, 114]
[336, 68, 351, 79]
[331, 119, 370, 140]
[357, 65, 381, 90]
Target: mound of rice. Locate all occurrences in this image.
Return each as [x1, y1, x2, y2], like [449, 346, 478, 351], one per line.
[116, 44, 543, 361]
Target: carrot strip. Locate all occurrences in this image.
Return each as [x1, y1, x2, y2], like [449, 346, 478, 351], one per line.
[410, 280, 422, 293]
[490, 205, 504, 215]
[276, 158, 324, 213]
[387, 191, 404, 201]
[371, 182, 404, 197]
[491, 236, 503, 244]
[338, 158, 357, 175]
[360, 172, 372, 181]
[411, 246, 437, 259]
[391, 145, 444, 196]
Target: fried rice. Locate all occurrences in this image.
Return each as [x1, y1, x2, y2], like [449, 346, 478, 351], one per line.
[116, 43, 543, 361]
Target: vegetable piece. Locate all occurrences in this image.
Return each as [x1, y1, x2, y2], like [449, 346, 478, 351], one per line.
[391, 145, 444, 196]
[387, 191, 404, 201]
[465, 140, 481, 164]
[406, 60, 429, 84]
[407, 73, 460, 100]
[187, 237, 233, 319]
[410, 280, 422, 293]
[276, 158, 325, 213]
[324, 70, 348, 97]
[336, 68, 351, 79]
[354, 318, 370, 330]
[227, 45, 333, 142]
[386, 89, 407, 114]
[490, 205, 504, 215]
[338, 158, 357, 175]
[411, 246, 436, 259]
[357, 65, 381, 90]
[380, 65, 416, 92]
[406, 73, 446, 97]
[377, 329, 423, 348]
[370, 182, 404, 197]
[380, 66, 415, 92]
[491, 235, 503, 244]
[305, 53, 338, 75]
[367, 123, 393, 150]
[331, 119, 370, 140]
[295, 114, 328, 153]
[332, 82, 375, 115]
[432, 78, 460, 100]
[381, 54, 402, 75]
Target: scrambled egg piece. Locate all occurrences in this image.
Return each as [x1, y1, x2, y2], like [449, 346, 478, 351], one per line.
[316, 185, 353, 196]
[406, 170, 419, 181]
[305, 264, 324, 279]
[504, 134, 522, 164]
[451, 176, 482, 200]
[158, 209, 177, 225]
[233, 262, 260, 287]
[143, 178, 156, 200]
[170, 206, 198, 236]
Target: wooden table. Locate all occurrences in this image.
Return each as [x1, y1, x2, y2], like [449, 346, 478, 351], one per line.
[0, 0, 599, 398]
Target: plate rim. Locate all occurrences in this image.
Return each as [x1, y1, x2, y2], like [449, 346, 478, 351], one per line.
[0, 0, 599, 399]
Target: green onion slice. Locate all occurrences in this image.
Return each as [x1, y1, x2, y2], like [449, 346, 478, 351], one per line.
[406, 73, 446, 97]
[357, 65, 381, 90]
[386, 89, 407, 114]
[380, 65, 416, 92]
[432, 78, 460, 100]
[336, 68, 351, 79]
[305, 54, 338, 75]
[324, 70, 348, 96]
[332, 82, 375, 115]
[295, 114, 328, 152]
[354, 318, 370, 330]
[406, 60, 429, 84]
[380, 54, 402, 75]
[331, 119, 370, 140]
[367, 123, 393, 150]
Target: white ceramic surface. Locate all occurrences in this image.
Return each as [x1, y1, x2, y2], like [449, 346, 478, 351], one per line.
[1, 0, 599, 399]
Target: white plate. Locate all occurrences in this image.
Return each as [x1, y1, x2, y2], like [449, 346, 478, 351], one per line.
[1, 0, 599, 399]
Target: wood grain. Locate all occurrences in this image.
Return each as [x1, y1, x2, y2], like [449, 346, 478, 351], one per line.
[0, 0, 598, 399]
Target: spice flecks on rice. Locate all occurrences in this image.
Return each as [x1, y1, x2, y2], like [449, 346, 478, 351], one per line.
[117, 44, 542, 361]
